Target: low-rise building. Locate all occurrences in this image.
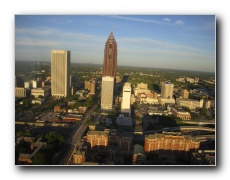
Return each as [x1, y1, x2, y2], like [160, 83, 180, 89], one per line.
[31, 87, 51, 98]
[176, 98, 203, 110]
[18, 138, 46, 164]
[54, 105, 67, 113]
[116, 114, 134, 131]
[133, 144, 146, 165]
[86, 130, 109, 150]
[171, 107, 191, 120]
[158, 98, 175, 106]
[72, 148, 86, 164]
[15, 87, 30, 98]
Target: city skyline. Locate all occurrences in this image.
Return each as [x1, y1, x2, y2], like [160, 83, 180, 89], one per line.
[15, 15, 215, 72]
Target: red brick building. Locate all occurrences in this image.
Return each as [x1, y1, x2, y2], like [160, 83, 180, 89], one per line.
[87, 131, 109, 150]
[73, 150, 85, 164]
[144, 133, 200, 160]
[108, 130, 133, 154]
[54, 105, 66, 113]
[86, 130, 133, 157]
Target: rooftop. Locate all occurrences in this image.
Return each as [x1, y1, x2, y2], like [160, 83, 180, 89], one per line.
[116, 116, 133, 126]
[87, 130, 108, 136]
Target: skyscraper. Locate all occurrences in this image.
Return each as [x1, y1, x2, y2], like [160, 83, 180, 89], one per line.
[121, 82, 132, 116]
[51, 50, 70, 98]
[101, 32, 117, 110]
[161, 81, 174, 99]
[101, 76, 114, 110]
[102, 32, 117, 78]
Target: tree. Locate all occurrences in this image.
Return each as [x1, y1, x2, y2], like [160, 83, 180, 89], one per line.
[200, 108, 207, 116]
[45, 131, 64, 144]
[32, 152, 49, 165]
[38, 95, 44, 99]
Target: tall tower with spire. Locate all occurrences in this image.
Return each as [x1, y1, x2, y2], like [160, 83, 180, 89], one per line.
[102, 32, 117, 78]
[101, 32, 117, 110]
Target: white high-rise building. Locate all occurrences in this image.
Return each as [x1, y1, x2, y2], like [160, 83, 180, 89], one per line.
[24, 82, 31, 89]
[161, 81, 174, 99]
[101, 76, 114, 110]
[121, 82, 132, 116]
[51, 50, 70, 98]
[31, 80, 37, 89]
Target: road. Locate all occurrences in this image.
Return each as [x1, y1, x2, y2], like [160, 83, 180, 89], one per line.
[56, 102, 99, 165]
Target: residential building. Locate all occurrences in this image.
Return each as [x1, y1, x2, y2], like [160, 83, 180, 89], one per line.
[161, 81, 174, 99]
[51, 50, 70, 98]
[144, 133, 200, 160]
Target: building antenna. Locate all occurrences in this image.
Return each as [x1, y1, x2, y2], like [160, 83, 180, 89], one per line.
[110, 27, 114, 33]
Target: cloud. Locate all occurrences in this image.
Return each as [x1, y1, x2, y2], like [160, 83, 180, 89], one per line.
[163, 18, 171, 22]
[188, 21, 215, 31]
[106, 15, 166, 25]
[118, 37, 209, 54]
[16, 27, 106, 42]
[174, 20, 184, 26]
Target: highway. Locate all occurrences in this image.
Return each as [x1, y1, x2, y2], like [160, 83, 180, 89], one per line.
[180, 120, 215, 125]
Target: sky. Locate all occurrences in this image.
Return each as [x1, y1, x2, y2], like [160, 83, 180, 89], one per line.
[15, 15, 215, 72]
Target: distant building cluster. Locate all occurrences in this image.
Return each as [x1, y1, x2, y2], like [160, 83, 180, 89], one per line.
[176, 77, 199, 84]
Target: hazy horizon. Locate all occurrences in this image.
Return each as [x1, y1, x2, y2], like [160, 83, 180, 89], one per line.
[15, 60, 215, 73]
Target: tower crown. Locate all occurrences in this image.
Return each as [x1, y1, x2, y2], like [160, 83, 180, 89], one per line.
[108, 32, 115, 40]
[106, 32, 117, 44]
